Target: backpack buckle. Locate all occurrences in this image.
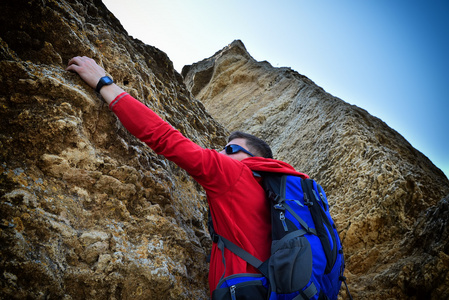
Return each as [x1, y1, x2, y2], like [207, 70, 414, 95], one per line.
[304, 193, 313, 207]
[211, 232, 219, 243]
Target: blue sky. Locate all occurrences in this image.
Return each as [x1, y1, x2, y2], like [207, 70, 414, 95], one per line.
[102, 0, 448, 178]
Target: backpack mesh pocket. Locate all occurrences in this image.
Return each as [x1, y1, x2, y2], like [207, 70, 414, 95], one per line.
[269, 235, 313, 293]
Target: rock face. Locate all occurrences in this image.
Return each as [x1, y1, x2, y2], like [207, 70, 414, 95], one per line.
[2, 0, 449, 298]
[183, 40, 449, 299]
[0, 0, 228, 299]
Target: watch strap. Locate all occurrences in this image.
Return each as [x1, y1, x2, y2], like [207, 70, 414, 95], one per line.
[96, 76, 113, 93]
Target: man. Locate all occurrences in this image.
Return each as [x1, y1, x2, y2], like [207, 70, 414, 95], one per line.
[66, 56, 308, 296]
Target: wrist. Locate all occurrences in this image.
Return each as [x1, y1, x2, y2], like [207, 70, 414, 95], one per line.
[96, 76, 114, 93]
[99, 84, 125, 105]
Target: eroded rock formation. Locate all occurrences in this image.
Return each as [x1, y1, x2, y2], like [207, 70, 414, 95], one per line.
[183, 40, 449, 299]
[2, 0, 449, 298]
[1, 0, 227, 299]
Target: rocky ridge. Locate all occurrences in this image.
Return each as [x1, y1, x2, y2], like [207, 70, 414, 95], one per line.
[183, 40, 449, 299]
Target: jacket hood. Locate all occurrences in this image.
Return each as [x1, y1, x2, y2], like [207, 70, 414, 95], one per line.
[242, 157, 309, 179]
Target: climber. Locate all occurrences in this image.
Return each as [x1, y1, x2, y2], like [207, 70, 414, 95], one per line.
[66, 56, 306, 296]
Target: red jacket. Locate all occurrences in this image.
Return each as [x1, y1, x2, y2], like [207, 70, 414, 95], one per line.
[109, 93, 308, 293]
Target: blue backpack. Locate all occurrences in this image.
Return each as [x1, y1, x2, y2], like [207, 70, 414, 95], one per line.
[209, 173, 349, 300]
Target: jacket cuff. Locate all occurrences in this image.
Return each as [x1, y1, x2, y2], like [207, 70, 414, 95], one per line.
[109, 92, 129, 110]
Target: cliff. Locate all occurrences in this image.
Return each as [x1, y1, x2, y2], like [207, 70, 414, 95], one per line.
[2, 0, 449, 298]
[183, 40, 449, 299]
[0, 0, 227, 299]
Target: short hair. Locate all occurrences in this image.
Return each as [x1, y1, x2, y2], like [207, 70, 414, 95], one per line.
[228, 131, 273, 159]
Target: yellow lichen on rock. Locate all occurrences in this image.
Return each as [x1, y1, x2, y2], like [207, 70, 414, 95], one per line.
[0, 0, 226, 299]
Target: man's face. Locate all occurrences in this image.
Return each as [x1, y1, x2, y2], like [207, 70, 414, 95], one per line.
[219, 138, 254, 161]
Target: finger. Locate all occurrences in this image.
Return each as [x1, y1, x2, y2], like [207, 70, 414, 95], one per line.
[67, 56, 82, 68]
[66, 63, 80, 72]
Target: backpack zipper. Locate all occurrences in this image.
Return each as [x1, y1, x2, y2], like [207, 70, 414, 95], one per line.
[229, 279, 264, 299]
[274, 203, 289, 231]
[230, 285, 237, 300]
[318, 185, 329, 210]
[279, 211, 288, 231]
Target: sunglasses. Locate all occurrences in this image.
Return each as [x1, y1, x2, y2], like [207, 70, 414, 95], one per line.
[223, 144, 255, 157]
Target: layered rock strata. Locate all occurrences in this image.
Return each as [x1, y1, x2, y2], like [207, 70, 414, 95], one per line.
[183, 40, 449, 299]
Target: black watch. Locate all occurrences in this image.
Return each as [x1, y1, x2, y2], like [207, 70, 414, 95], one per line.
[95, 76, 114, 93]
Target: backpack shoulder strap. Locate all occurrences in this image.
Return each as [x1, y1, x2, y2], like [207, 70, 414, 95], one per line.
[208, 209, 268, 278]
[263, 173, 317, 235]
[301, 178, 338, 273]
[216, 235, 265, 273]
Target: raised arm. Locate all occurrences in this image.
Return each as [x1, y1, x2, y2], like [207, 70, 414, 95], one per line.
[66, 56, 243, 195]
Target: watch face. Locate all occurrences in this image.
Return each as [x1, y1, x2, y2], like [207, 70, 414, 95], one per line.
[96, 76, 114, 92]
[103, 76, 113, 85]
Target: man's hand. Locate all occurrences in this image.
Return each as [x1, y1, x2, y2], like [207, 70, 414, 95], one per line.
[67, 56, 124, 105]
[66, 56, 106, 89]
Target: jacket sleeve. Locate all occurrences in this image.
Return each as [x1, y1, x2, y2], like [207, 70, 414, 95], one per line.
[109, 92, 241, 195]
